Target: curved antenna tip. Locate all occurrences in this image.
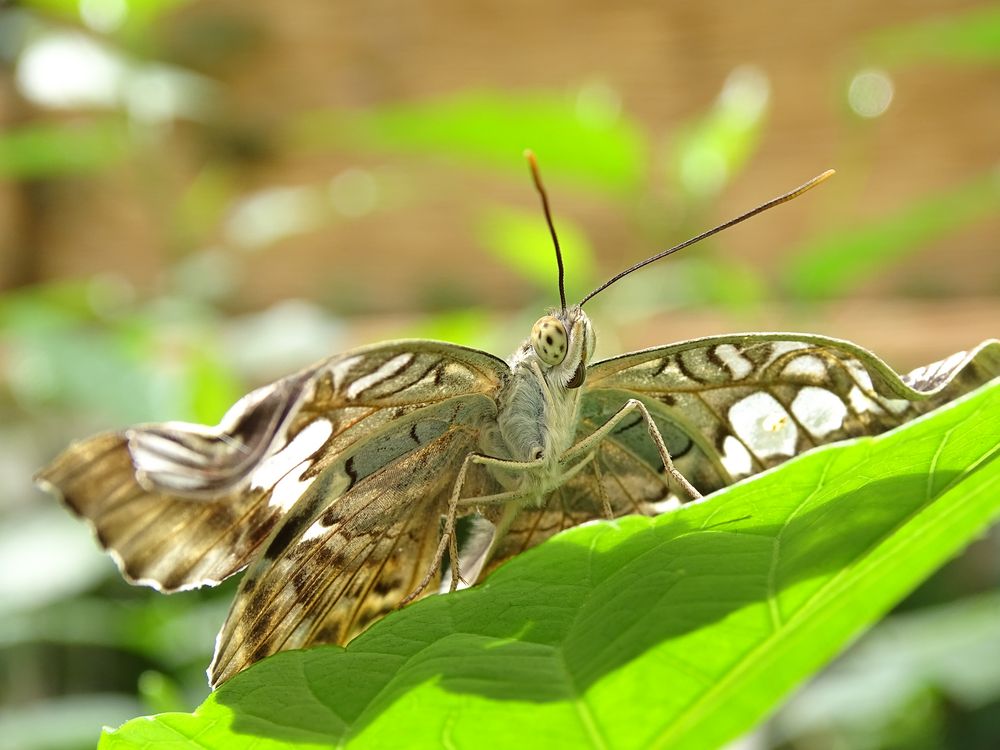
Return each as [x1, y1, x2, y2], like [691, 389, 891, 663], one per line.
[524, 150, 567, 311]
[579, 167, 837, 306]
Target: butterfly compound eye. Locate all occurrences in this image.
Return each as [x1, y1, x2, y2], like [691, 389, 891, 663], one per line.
[530, 316, 568, 366]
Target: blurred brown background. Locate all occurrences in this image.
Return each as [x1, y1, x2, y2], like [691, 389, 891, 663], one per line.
[1, 2, 998, 749]
[2, 0, 998, 363]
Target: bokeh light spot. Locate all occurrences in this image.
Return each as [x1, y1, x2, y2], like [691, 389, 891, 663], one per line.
[720, 65, 770, 124]
[329, 169, 378, 217]
[575, 80, 622, 129]
[848, 69, 894, 118]
[16, 32, 121, 109]
[80, 0, 128, 34]
[227, 186, 325, 250]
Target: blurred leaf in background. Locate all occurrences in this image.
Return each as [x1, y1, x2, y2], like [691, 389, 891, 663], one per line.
[769, 590, 1000, 749]
[0, 279, 242, 424]
[0, 121, 128, 178]
[477, 203, 596, 302]
[863, 4, 1000, 66]
[295, 87, 648, 195]
[666, 65, 770, 201]
[783, 170, 1000, 301]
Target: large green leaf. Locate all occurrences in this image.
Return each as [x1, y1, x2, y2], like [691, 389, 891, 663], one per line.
[101, 379, 1000, 749]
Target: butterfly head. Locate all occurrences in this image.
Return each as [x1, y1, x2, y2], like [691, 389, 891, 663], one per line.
[527, 305, 595, 389]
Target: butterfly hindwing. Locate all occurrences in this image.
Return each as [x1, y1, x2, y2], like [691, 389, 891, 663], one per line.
[209, 393, 502, 686]
[481, 435, 673, 577]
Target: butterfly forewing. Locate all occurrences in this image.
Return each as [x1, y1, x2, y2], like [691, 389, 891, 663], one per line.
[585, 333, 1000, 488]
[479, 334, 1000, 577]
[35, 342, 508, 594]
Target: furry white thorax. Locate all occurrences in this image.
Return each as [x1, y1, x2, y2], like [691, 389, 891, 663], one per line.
[489, 306, 596, 502]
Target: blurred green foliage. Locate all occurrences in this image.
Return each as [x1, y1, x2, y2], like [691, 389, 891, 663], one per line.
[0, 121, 128, 178]
[1, 279, 242, 424]
[783, 171, 1000, 300]
[295, 89, 647, 194]
[666, 65, 769, 200]
[477, 204, 596, 303]
[0, 2, 998, 750]
[863, 5, 1000, 65]
[19, 0, 196, 36]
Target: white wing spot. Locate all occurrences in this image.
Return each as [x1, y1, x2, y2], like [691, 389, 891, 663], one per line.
[905, 351, 965, 390]
[129, 430, 213, 472]
[650, 496, 683, 514]
[329, 354, 363, 393]
[882, 397, 910, 415]
[268, 460, 318, 513]
[845, 359, 876, 390]
[720, 435, 754, 477]
[729, 391, 798, 458]
[844, 359, 909, 415]
[791, 386, 847, 438]
[766, 341, 810, 362]
[282, 464, 354, 519]
[135, 465, 210, 492]
[848, 385, 884, 415]
[762, 413, 788, 432]
[781, 354, 827, 380]
[346, 353, 414, 399]
[715, 344, 753, 380]
[300, 519, 329, 542]
[251, 419, 333, 491]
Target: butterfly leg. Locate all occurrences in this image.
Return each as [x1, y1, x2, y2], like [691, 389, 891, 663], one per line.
[564, 398, 702, 501]
[398, 453, 536, 605]
[400, 451, 600, 604]
[591, 457, 614, 519]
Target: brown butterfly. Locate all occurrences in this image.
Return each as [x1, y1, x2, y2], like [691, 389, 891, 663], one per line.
[35, 156, 1000, 686]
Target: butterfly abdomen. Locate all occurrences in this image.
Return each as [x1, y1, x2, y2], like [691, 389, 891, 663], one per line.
[497, 369, 547, 464]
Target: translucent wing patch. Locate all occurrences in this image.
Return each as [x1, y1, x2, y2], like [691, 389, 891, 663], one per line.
[35, 342, 508, 592]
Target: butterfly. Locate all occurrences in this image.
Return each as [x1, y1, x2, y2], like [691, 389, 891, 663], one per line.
[35, 154, 1000, 687]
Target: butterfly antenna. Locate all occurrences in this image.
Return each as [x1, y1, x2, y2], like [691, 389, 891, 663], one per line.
[525, 149, 568, 311]
[579, 169, 836, 306]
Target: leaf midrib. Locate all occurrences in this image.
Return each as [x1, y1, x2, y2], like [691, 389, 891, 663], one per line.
[646, 439, 1000, 749]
